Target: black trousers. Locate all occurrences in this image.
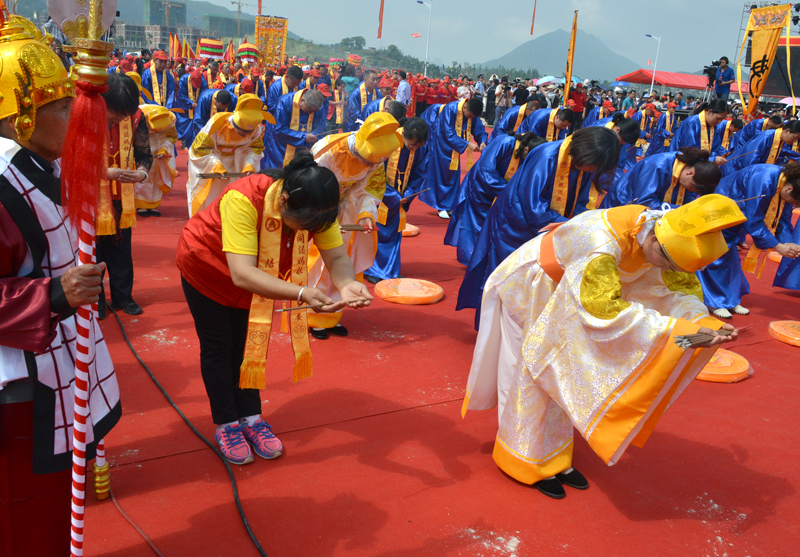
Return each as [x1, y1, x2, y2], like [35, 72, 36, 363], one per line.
[96, 200, 134, 305]
[181, 276, 261, 425]
[415, 100, 428, 117]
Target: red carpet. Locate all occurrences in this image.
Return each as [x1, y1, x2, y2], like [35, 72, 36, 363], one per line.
[84, 148, 800, 556]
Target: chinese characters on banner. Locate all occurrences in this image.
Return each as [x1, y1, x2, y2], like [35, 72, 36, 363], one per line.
[736, 4, 793, 116]
[256, 16, 289, 69]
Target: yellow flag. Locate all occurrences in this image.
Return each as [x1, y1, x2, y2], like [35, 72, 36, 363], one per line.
[736, 4, 793, 117]
[562, 10, 578, 107]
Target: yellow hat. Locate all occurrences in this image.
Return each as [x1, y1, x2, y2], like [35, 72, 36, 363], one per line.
[354, 112, 402, 163]
[232, 93, 276, 131]
[654, 193, 746, 272]
[0, 11, 75, 140]
[126, 71, 142, 89]
[140, 104, 175, 132]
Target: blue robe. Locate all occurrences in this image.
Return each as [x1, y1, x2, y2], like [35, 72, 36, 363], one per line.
[262, 92, 327, 170]
[646, 112, 679, 156]
[581, 106, 612, 129]
[345, 85, 381, 132]
[360, 97, 388, 123]
[266, 79, 298, 113]
[697, 165, 795, 308]
[775, 214, 800, 290]
[668, 113, 723, 157]
[175, 74, 208, 146]
[589, 117, 636, 202]
[192, 89, 238, 142]
[715, 120, 739, 156]
[730, 119, 765, 152]
[419, 101, 487, 212]
[730, 129, 800, 171]
[631, 110, 657, 157]
[488, 105, 525, 143]
[141, 68, 175, 108]
[365, 144, 428, 280]
[601, 151, 699, 210]
[457, 139, 594, 322]
[517, 108, 567, 140]
[419, 103, 443, 130]
[444, 134, 518, 265]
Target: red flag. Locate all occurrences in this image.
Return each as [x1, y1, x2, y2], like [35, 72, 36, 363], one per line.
[258, 0, 262, 14]
[224, 39, 234, 61]
[378, 0, 385, 39]
[648, 59, 652, 65]
[530, 0, 538, 35]
[411, 32, 422, 38]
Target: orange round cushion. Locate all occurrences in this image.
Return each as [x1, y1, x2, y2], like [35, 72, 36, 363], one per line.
[374, 278, 444, 305]
[794, 207, 800, 216]
[768, 251, 782, 263]
[696, 349, 753, 383]
[402, 223, 420, 237]
[768, 320, 800, 347]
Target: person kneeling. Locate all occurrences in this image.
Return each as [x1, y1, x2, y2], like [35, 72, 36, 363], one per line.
[177, 152, 372, 465]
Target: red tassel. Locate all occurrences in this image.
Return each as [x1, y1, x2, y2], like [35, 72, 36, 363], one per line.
[61, 80, 109, 230]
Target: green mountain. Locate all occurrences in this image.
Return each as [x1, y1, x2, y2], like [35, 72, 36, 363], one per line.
[482, 29, 639, 82]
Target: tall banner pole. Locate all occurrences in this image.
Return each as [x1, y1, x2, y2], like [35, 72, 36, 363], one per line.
[562, 10, 578, 107]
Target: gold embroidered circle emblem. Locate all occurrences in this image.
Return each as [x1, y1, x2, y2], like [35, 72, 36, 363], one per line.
[20, 44, 58, 78]
[265, 219, 280, 232]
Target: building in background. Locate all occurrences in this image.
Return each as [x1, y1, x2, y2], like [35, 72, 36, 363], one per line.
[201, 14, 255, 39]
[143, 0, 187, 28]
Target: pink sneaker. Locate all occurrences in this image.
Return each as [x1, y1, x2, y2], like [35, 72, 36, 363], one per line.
[241, 419, 283, 459]
[215, 423, 254, 465]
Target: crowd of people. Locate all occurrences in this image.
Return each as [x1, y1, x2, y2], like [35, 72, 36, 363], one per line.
[4, 11, 800, 553]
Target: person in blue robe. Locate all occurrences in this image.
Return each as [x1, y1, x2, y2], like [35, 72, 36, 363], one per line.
[729, 123, 800, 171]
[630, 104, 658, 157]
[418, 98, 488, 217]
[266, 70, 302, 113]
[715, 118, 743, 156]
[261, 89, 327, 170]
[517, 107, 572, 141]
[360, 98, 405, 128]
[175, 72, 208, 147]
[345, 70, 381, 132]
[730, 116, 781, 152]
[587, 114, 641, 204]
[646, 103, 680, 156]
[697, 163, 800, 318]
[457, 127, 621, 327]
[364, 118, 430, 282]
[774, 205, 800, 291]
[445, 132, 544, 265]
[668, 99, 728, 158]
[488, 100, 539, 143]
[141, 55, 176, 108]
[419, 103, 443, 130]
[192, 89, 237, 142]
[602, 148, 721, 210]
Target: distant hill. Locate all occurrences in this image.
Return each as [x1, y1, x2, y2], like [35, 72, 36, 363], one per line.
[481, 29, 639, 82]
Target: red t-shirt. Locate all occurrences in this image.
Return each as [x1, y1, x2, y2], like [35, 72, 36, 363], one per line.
[568, 91, 586, 112]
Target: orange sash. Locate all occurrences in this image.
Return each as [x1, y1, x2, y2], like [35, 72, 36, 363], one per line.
[149, 65, 167, 106]
[698, 111, 714, 151]
[240, 179, 313, 387]
[766, 129, 784, 165]
[743, 174, 786, 278]
[545, 108, 558, 142]
[551, 136, 583, 217]
[662, 160, 688, 205]
[663, 112, 675, 147]
[720, 120, 733, 151]
[449, 99, 472, 171]
[503, 140, 522, 181]
[283, 90, 313, 166]
[513, 106, 528, 133]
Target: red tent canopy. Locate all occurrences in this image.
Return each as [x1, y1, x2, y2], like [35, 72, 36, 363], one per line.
[615, 69, 750, 95]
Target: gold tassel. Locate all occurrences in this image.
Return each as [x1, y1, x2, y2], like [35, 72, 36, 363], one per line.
[238, 359, 266, 389]
[466, 150, 474, 170]
[291, 350, 313, 383]
[96, 214, 116, 236]
[398, 207, 406, 232]
[742, 246, 761, 274]
[119, 208, 137, 229]
[449, 152, 459, 171]
[377, 202, 388, 226]
[756, 250, 771, 279]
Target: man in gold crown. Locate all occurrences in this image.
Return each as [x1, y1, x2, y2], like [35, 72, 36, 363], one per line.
[307, 112, 402, 339]
[462, 194, 746, 500]
[187, 93, 273, 216]
[136, 105, 178, 216]
[0, 10, 121, 554]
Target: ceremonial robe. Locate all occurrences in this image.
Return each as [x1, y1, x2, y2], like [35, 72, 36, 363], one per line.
[731, 129, 800, 171]
[457, 139, 593, 319]
[589, 117, 636, 203]
[730, 118, 766, 152]
[192, 89, 238, 142]
[698, 165, 795, 308]
[141, 66, 176, 108]
[445, 134, 519, 265]
[517, 108, 567, 141]
[668, 113, 723, 156]
[488, 105, 529, 143]
[175, 74, 208, 146]
[646, 112, 679, 156]
[419, 101, 487, 212]
[345, 84, 380, 132]
[186, 113, 265, 216]
[136, 106, 178, 210]
[602, 152, 699, 210]
[263, 91, 326, 170]
[463, 205, 723, 485]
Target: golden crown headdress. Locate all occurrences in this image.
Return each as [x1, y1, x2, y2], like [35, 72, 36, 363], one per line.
[0, 3, 75, 140]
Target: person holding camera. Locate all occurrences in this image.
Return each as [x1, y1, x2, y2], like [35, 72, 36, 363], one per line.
[715, 57, 735, 102]
[495, 83, 512, 126]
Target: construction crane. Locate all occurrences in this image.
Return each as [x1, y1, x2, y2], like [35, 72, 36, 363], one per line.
[160, 0, 185, 28]
[231, 0, 257, 37]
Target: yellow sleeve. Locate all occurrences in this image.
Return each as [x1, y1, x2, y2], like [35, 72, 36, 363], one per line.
[312, 221, 344, 250]
[579, 254, 631, 320]
[661, 270, 704, 303]
[220, 191, 259, 255]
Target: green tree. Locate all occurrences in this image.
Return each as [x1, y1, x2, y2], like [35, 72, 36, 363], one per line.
[339, 37, 354, 49]
[386, 44, 402, 60]
[352, 36, 366, 50]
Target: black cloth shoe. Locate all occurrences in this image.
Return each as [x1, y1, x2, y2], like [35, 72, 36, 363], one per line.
[97, 299, 107, 321]
[309, 328, 329, 340]
[363, 274, 381, 284]
[148, 209, 161, 217]
[111, 299, 143, 315]
[534, 477, 566, 499]
[137, 209, 151, 217]
[556, 468, 589, 490]
[328, 323, 348, 337]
